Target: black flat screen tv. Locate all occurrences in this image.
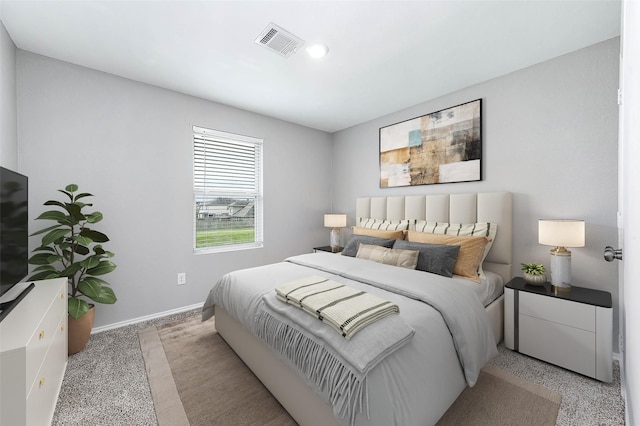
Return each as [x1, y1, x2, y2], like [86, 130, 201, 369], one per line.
[1, 166, 32, 321]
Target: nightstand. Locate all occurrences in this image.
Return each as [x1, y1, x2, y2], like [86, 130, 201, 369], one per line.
[504, 277, 612, 382]
[313, 246, 343, 254]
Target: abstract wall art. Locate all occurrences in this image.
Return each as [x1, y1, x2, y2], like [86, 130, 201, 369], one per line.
[379, 99, 482, 187]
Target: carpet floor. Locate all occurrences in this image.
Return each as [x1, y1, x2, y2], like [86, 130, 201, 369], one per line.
[141, 315, 561, 426]
[52, 308, 626, 425]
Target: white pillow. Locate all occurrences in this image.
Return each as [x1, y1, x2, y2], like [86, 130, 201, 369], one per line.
[358, 218, 410, 231]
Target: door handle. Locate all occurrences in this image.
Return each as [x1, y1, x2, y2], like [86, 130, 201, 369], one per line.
[603, 246, 623, 262]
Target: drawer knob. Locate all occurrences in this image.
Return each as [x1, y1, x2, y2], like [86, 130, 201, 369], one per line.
[39, 378, 45, 388]
[39, 330, 45, 340]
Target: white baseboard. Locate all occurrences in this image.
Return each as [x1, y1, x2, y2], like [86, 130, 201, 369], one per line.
[91, 303, 203, 334]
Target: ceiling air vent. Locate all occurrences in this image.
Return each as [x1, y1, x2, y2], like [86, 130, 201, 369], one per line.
[254, 22, 304, 58]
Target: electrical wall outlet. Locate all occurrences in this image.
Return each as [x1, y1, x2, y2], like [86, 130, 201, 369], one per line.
[177, 273, 186, 285]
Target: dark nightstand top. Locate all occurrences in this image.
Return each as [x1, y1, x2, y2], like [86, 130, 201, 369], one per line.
[506, 277, 612, 308]
[313, 246, 343, 253]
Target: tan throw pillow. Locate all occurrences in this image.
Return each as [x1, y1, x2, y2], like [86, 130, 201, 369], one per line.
[355, 244, 419, 270]
[352, 226, 405, 240]
[413, 222, 497, 278]
[406, 231, 489, 282]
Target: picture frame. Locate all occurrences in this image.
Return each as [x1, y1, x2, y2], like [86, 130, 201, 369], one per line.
[379, 99, 482, 188]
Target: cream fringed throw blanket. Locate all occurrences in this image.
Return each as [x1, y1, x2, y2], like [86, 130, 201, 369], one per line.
[275, 275, 400, 339]
[257, 280, 414, 424]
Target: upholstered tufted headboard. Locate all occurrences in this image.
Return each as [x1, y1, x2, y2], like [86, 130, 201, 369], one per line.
[355, 192, 513, 283]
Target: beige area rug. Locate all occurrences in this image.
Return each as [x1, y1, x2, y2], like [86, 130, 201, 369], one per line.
[139, 315, 561, 426]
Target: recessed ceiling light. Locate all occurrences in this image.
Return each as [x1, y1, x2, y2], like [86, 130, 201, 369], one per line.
[306, 42, 329, 59]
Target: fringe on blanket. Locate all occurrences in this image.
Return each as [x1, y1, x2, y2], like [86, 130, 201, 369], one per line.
[254, 310, 369, 425]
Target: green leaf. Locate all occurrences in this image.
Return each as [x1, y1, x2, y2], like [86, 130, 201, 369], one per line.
[64, 203, 85, 222]
[86, 212, 103, 224]
[65, 184, 79, 193]
[73, 235, 93, 246]
[46, 254, 64, 264]
[74, 202, 93, 209]
[44, 200, 66, 209]
[80, 255, 101, 269]
[68, 297, 90, 319]
[74, 192, 93, 201]
[61, 263, 83, 277]
[28, 252, 57, 265]
[28, 270, 61, 281]
[87, 260, 117, 276]
[94, 286, 116, 304]
[35, 210, 69, 223]
[80, 228, 109, 243]
[80, 276, 109, 287]
[73, 244, 90, 256]
[32, 264, 59, 272]
[31, 245, 56, 253]
[42, 228, 70, 245]
[78, 279, 116, 304]
[30, 224, 62, 237]
[59, 241, 74, 250]
[58, 189, 73, 201]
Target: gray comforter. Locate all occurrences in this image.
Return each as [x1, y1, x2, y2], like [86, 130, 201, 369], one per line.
[202, 252, 498, 425]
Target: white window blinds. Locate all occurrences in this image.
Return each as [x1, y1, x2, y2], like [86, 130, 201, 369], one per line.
[193, 126, 263, 252]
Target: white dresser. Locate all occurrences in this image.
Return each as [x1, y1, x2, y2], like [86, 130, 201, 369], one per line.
[0, 278, 68, 426]
[504, 277, 612, 382]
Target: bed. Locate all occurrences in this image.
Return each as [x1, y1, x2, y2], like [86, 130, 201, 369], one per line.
[202, 191, 512, 425]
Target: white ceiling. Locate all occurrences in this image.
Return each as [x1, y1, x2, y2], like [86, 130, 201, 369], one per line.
[0, 1, 621, 133]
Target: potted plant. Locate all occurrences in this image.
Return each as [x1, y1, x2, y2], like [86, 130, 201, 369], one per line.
[520, 262, 546, 286]
[28, 184, 117, 354]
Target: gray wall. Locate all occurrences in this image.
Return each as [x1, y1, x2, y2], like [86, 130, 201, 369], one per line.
[9, 33, 622, 352]
[0, 20, 17, 169]
[332, 38, 621, 348]
[17, 52, 333, 328]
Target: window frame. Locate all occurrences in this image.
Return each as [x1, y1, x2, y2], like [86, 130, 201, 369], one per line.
[193, 125, 264, 254]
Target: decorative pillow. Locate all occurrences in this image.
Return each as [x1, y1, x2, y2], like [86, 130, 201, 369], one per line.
[352, 226, 405, 240]
[358, 218, 410, 231]
[341, 235, 396, 257]
[392, 240, 460, 278]
[413, 222, 497, 277]
[406, 231, 490, 283]
[355, 244, 419, 270]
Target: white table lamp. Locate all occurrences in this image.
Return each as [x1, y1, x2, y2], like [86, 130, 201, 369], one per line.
[324, 214, 347, 251]
[538, 219, 585, 289]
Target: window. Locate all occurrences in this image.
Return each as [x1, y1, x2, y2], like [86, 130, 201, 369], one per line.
[193, 126, 263, 253]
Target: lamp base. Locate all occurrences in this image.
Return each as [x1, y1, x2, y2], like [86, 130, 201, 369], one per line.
[330, 228, 340, 250]
[549, 249, 571, 289]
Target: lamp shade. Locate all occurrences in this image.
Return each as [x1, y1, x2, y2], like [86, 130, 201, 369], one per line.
[538, 219, 585, 248]
[324, 214, 347, 228]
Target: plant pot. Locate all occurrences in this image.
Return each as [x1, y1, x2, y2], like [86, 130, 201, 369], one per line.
[68, 305, 95, 355]
[523, 273, 546, 286]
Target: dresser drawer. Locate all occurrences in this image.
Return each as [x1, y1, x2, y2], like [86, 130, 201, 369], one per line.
[25, 288, 66, 394]
[519, 313, 596, 377]
[26, 312, 68, 426]
[519, 291, 595, 331]
[0, 278, 68, 426]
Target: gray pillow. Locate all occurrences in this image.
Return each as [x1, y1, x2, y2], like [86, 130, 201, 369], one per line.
[342, 235, 396, 257]
[393, 240, 460, 278]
